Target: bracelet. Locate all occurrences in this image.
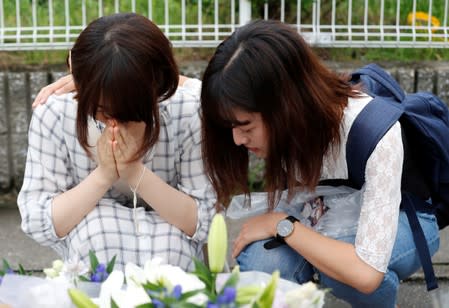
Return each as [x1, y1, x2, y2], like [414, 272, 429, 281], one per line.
[129, 165, 146, 235]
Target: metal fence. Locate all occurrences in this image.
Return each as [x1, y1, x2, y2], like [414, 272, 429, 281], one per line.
[1, 0, 449, 51]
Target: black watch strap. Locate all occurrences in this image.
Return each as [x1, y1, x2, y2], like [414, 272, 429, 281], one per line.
[284, 215, 299, 224]
[263, 237, 285, 249]
[263, 215, 299, 250]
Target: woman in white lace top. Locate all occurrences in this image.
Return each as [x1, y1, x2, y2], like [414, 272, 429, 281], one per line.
[200, 19, 439, 307]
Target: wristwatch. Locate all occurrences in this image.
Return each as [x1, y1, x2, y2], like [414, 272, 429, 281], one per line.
[264, 215, 299, 250]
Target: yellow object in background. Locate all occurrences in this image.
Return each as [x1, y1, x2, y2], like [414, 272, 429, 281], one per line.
[407, 11, 441, 32]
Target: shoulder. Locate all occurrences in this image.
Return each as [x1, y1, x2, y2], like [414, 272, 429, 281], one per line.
[345, 94, 402, 145]
[30, 93, 77, 137]
[159, 79, 202, 121]
[32, 93, 77, 120]
[343, 94, 373, 128]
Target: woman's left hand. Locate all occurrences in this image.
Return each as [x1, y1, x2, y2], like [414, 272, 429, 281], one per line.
[232, 211, 286, 258]
[111, 121, 146, 181]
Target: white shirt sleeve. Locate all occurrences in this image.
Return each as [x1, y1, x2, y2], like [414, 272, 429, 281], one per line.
[17, 95, 75, 256]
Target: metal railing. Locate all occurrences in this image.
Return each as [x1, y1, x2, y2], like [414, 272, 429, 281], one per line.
[1, 0, 448, 51]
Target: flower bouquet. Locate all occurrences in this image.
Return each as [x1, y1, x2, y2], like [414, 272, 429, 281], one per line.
[67, 214, 326, 308]
[0, 214, 326, 308]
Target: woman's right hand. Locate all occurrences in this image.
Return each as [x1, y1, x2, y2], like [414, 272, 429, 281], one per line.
[96, 123, 119, 185]
[232, 212, 286, 258]
[32, 74, 75, 108]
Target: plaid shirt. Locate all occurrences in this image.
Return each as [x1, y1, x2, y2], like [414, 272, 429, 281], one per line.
[17, 79, 216, 271]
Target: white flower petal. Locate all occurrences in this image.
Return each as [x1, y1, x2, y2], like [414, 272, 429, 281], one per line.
[98, 270, 125, 308]
[125, 263, 146, 287]
[112, 285, 151, 308]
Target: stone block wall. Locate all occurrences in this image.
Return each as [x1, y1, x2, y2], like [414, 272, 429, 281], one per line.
[1, 61, 449, 194]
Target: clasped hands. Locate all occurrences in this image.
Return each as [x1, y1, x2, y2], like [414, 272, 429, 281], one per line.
[96, 119, 146, 189]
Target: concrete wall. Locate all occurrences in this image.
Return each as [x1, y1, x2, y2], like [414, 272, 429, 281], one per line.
[1, 61, 449, 193]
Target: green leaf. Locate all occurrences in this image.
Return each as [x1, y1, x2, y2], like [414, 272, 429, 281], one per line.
[253, 271, 279, 308]
[2, 259, 11, 271]
[88, 250, 99, 272]
[141, 281, 166, 292]
[171, 303, 203, 308]
[135, 304, 153, 308]
[78, 275, 90, 282]
[191, 257, 214, 292]
[106, 255, 116, 274]
[218, 266, 240, 294]
[178, 288, 205, 301]
[18, 264, 28, 275]
[111, 298, 120, 308]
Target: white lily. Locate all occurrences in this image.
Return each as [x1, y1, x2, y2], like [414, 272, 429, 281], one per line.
[143, 257, 205, 293]
[284, 281, 326, 308]
[61, 254, 90, 285]
[124, 262, 147, 288]
[96, 270, 125, 308]
[111, 284, 151, 308]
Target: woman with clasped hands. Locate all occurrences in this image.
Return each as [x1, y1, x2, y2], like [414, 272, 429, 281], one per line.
[18, 13, 215, 271]
[200, 20, 439, 307]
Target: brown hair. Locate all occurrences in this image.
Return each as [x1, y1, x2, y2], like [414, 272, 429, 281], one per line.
[201, 19, 360, 208]
[70, 13, 178, 160]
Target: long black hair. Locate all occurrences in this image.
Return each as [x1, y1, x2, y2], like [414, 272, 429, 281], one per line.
[201, 19, 359, 208]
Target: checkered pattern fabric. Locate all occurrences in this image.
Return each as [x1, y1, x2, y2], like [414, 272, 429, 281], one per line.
[17, 79, 216, 271]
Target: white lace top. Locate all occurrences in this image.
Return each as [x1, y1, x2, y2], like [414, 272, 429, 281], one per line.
[298, 94, 403, 273]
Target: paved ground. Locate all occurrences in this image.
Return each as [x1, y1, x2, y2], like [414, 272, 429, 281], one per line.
[1, 199, 449, 307]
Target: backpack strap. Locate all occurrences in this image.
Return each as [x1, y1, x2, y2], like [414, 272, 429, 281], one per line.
[402, 193, 439, 290]
[346, 97, 403, 189]
[351, 64, 405, 102]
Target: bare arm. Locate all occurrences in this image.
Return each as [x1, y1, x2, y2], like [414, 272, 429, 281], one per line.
[52, 124, 118, 237]
[232, 212, 384, 294]
[112, 123, 198, 236]
[51, 167, 114, 237]
[232, 118, 403, 294]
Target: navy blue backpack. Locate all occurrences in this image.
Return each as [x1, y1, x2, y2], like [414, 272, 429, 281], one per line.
[346, 64, 449, 291]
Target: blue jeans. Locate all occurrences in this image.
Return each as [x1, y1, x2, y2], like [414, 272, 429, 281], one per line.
[236, 211, 439, 307]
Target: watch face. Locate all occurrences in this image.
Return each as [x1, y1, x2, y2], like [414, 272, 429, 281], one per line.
[277, 219, 294, 237]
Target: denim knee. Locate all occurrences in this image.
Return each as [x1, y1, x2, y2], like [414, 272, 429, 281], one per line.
[319, 269, 399, 308]
[236, 239, 313, 284]
[389, 211, 440, 280]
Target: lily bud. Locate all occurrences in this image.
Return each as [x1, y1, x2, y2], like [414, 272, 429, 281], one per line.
[207, 213, 228, 273]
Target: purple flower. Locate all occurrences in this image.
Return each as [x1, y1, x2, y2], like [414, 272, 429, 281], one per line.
[218, 287, 236, 304]
[90, 272, 102, 282]
[208, 287, 237, 307]
[0, 276, 3, 285]
[95, 263, 107, 273]
[171, 285, 182, 300]
[90, 263, 109, 282]
[151, 299, 165, 308]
